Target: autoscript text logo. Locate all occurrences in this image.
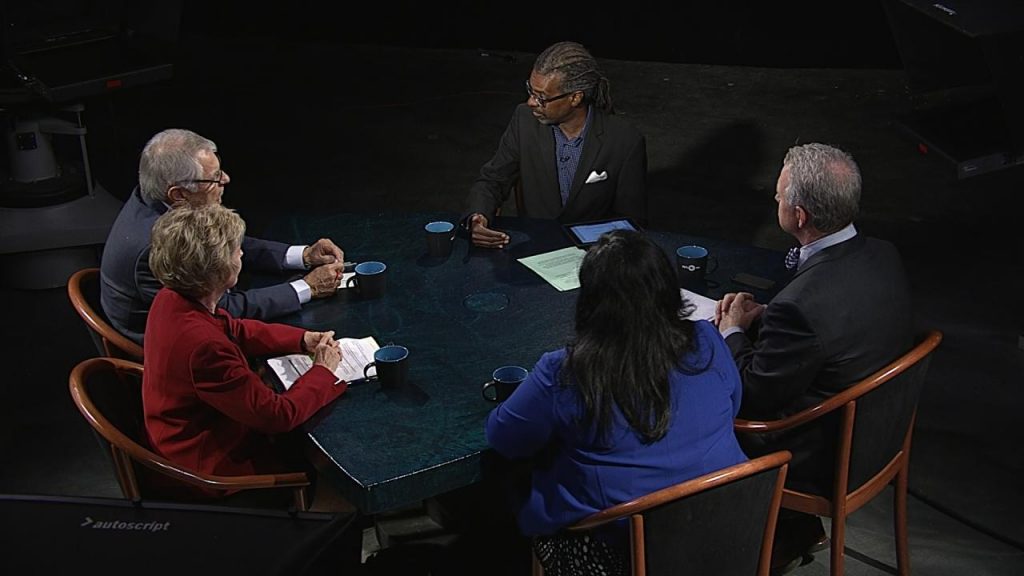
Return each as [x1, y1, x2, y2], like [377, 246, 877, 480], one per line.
[80, 516, 171, 532]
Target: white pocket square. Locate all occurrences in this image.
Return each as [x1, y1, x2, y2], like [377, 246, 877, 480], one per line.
[585, 170, 608, 184]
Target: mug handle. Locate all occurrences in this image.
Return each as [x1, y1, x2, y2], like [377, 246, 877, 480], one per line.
[363, 361, 377, 380]
[481, 379, 498, 401]
[707, 256, 720, 275]
[347, 276, 358, 290]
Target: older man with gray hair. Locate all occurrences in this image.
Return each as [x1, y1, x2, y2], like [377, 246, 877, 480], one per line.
[101, 128, 345, 345]
[715, 143, 914, 573]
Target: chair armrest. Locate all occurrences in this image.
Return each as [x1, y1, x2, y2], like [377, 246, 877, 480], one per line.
[567, 451, 792, 531]
[735, 330, 943, 436]
[138, 458, 311, 491]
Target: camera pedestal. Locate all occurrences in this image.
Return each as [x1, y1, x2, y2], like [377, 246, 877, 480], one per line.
[0, 183, 122, 290]
[0, 105, 122, 290]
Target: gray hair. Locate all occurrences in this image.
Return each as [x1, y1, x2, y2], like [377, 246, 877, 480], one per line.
[138, 129, 218, 204]
[149, 204, 245, 299]
[782, 143, 861, 233]
[533, 41, 613, 113]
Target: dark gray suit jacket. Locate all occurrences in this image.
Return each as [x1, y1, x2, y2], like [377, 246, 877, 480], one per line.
[99, 188, 301, 345]
[466, 103, 647, 225]
[727, 234, 913, 493]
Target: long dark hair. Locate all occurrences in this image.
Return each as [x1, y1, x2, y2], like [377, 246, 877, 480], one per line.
[563, 230, 698, 444]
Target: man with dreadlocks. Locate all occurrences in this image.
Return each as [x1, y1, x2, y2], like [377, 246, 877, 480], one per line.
[465, 41, 648, 248]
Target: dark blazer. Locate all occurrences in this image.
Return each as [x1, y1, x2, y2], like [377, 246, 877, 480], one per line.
[100, 188, 301, 345]
[466, 103, 647, 225]
[727, 234, 913, 493]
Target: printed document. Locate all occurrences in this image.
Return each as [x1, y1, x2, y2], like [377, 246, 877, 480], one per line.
[517, 246, 586, 291]
[681, 288, 716, 322]
[268, 336, 380, 389]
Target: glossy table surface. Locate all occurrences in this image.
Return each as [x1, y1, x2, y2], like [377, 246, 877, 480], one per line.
[260, 211, 786, 513]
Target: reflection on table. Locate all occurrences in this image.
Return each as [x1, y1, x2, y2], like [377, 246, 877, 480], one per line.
[259, 212, 786, 513]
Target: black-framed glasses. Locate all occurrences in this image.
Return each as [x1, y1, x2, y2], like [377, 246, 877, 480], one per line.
[525, 80, 575, 108]
[172, 151, 227, 189]
[174, 170, 226, 189]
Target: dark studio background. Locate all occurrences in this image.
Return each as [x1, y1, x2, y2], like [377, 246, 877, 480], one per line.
[1, 1, 1022, 573]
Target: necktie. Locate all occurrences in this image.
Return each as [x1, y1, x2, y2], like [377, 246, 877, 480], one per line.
[785, 247, 801, 270]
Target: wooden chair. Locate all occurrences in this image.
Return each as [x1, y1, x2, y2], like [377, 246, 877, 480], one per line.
[734, 330, 943, 576]
[533, 450, 792, 576]
[67, 267, 143, 361]
[69, 356, 312, 511]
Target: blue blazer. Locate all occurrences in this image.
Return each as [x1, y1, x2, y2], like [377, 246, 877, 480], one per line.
[100, 188, 301, 345]
[486, 320, 747, 538]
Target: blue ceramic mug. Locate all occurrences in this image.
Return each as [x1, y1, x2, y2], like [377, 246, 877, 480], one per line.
[481, 365, 528, 402]
[363, 344, 409, 387]
[346, 261, 387, 299]
[676, 245, 718, 288]
[425, 221, 456, 257]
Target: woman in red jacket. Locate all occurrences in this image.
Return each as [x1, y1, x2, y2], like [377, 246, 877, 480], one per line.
[143, 203, 346, 501]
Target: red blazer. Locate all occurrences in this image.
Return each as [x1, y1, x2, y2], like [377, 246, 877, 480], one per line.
[142, 288, 345, 496]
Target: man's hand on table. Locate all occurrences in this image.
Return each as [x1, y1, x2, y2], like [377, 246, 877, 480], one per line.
[306, 262, 346, 299]
[303, 238, 344, 267]
[469, 213, 509, 248]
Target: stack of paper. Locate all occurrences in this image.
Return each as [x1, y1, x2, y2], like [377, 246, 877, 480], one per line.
[268, 336, 380, 389]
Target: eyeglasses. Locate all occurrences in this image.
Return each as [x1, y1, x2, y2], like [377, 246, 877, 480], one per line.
[175, 170, 226, 189]
[525, 80, 575, 108]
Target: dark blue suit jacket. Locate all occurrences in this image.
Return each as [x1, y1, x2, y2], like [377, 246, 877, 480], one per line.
[466, 104, 647, 225]
[727, 234, 913, 493]
[99, 188, 301, 345]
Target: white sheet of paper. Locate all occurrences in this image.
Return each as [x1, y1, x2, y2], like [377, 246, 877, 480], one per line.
[268, 336, 380, 389]
[517, 246, 586, 292]
[681, 288, 717, 322]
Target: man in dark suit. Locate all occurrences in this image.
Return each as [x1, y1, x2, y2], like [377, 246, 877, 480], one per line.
[465, 41, 647, 248]
[100, 128, 346, 345]
[716, 143, 913, 572]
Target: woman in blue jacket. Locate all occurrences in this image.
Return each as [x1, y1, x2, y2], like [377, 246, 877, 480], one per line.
[486, 229, 747, 576]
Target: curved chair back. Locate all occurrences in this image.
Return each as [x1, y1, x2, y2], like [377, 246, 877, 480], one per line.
[539, 451, 792, 576]
[735, 329, 943, 576]
[68, 356, 310, 510]
[67, 268, 143, 361]
[846, 332, 937, 492]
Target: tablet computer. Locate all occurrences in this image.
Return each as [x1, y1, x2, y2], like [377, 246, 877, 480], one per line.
[563, 217, 641, 247]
